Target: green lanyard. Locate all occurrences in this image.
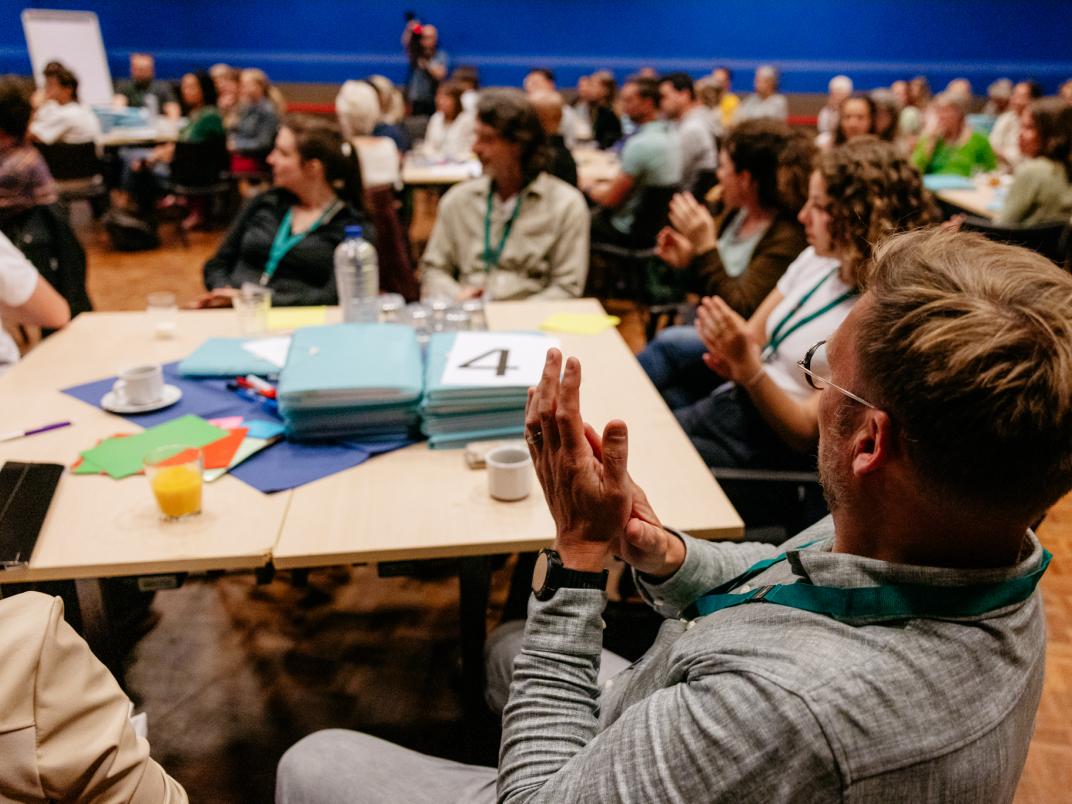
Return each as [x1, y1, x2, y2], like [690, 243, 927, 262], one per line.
[762, 268, 857, 360]
[482, 188, 523, 272]
[682, 542, 1051, 624]
[260, 200, 344, 286]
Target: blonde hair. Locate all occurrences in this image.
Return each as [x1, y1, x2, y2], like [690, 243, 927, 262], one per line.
[368, 75, 405, 125]
[336, 80, 381, 137]
[858, 227, 1072, 518]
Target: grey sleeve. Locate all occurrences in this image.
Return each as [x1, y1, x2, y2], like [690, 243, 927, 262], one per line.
[497, 589, 840, 803]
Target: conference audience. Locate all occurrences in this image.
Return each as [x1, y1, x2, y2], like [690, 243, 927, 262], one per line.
[450, 65, 481, 113]
[736, 65, 788, 122]
[336, 79, 401, 188]
[529, 91, 578, 187]
[28, 62, 100, 145]
[0, 230, 68, 374]
[678, 138, 933, 474]
[199, 115, 369, 307]
[0, 75, 57, 222]
[984, 78, 1013, 116]
[711, 65, 739, 127]
[421, 81, 476, 160]
[279, 224, 1068, 803]
[210, 63, 241, 127]
[112, 52, 180, 118]
[869, 89, 900, 143]
[584, 70, 622, 149]
[402, 21, 447, 117]
[645, 119, 812, 408]
[419, 90, 588, 301]
[990, 80, 1042, 169]
[891, 79, 922, 140]
[816, 74, 853, 141]
[659, 72, 718, 196]
[588, 76, 681, 247]
[912, 91, 997, 176]
[228, 68, 280, 172]
[816, 93, 876, 150]
[996, 98, 1072, 226]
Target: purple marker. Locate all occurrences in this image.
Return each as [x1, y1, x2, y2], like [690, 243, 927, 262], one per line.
[0, 421, 72, 443]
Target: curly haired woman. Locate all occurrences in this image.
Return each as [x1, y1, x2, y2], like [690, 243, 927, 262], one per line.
[674, 138, 935, 500]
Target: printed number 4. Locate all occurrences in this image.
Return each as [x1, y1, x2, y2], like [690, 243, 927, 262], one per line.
[459, 349, 514, 376]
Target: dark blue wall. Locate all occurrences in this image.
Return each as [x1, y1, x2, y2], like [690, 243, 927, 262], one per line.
[3, 1, 1071, 93]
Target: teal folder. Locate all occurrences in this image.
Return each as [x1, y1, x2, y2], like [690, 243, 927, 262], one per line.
[278, 324, 423, 409]
[178, 338, 283, 377]
[923, 174, 976, 191]
[422, 332, 538, 409]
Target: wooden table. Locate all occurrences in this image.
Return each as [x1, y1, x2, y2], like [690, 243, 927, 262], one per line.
[933, 177, 1001, 220]
[401, 157, 482, 187]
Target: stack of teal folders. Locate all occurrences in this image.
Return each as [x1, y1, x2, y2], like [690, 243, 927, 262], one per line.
[421, 332, 532, 449]
[277, 324, 423, 441]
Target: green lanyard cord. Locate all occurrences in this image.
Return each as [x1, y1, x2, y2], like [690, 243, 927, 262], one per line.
[261, 199, 344, 286]
[682, 543, 1052, 624]
[762, 268, 857, 360]
[482, 188, 523, 272]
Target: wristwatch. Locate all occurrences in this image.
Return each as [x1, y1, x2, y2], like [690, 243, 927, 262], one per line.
[531, 548, 609, 601]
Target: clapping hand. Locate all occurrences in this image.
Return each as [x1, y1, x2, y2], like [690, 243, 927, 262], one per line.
[695, 296, 763, 383]
[654, 226, 696, 269]
[525, 350, 685, 579]
[667, 192, 718, 254]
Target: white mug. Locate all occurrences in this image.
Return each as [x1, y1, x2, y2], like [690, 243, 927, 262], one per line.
[486, 443, 533, 501]
[113, 364, 165, 406]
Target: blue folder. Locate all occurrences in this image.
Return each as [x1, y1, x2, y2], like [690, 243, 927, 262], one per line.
[178, 338, 283, 378]
[278, 324, 423, 410]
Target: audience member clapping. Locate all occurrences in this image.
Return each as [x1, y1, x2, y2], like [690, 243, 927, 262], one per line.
[736, 65, 788, 122]
[996, 98, 1072, 226]
[912, 90, 997, 175]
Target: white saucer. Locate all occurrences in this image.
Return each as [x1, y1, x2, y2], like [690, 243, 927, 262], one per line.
[100, 384, 183, 414]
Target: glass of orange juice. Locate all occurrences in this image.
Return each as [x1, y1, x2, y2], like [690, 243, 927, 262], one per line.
[144, 445, 203, 520]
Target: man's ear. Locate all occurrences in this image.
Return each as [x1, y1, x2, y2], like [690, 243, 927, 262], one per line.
[851, 410, 895, 477]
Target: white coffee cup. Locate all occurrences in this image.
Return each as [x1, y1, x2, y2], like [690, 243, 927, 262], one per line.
[486, 443, 533, 501]
[113, 364, 165, 406]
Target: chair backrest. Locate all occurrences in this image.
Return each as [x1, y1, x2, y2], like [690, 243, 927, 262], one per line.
[960, 218, 1068, 266]
[171, 139, 230, 189]
[35, 142, 100, 182]
[629, 184, 678, 248]
[363, 185, 420, 301]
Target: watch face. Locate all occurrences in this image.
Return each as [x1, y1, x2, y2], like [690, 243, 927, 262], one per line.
[532, 552, 549, 593]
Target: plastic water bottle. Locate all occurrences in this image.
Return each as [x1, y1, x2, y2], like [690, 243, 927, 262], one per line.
[334, 225, 379, 323]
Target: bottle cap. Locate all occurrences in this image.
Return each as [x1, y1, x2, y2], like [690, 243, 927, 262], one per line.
[345, 225, 363, 239]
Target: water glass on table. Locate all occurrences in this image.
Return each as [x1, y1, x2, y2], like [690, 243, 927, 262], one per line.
[146, 291, 178, 339]
[234, 284, 272, 336]
[144, 445, 203, 520]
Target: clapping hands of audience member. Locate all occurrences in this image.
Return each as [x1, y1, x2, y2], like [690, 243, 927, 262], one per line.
[667, 192, 718, 254]
[696, 295, 764, 384]
[654, 226, 695, 268]
[525, 349, 685, 580]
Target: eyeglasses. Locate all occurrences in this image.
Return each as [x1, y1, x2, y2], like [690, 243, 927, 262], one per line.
[797, 340, 876, 408]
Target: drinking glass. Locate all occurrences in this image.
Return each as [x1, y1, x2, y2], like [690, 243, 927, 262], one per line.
[144, 445, 203, 520]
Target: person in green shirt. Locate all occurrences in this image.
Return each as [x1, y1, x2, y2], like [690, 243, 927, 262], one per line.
[912, 91, 997, 176]
[997, 98, 1072, 226]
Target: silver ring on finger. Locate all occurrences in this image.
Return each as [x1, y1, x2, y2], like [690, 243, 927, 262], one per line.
[526, 429, 544, 447]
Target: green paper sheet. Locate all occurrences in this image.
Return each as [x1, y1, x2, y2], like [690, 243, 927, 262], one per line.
[79, 415, 227, 479]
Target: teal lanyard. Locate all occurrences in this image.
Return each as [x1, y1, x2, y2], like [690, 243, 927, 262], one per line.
[682, 542, 1051, 623]
[260, 200, 343, 286]
[482, 188, 523, 272]
[762, 268, 857, 360]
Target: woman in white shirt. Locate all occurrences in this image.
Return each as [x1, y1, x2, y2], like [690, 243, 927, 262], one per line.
[0, 231, 70, 373]
[674, 138, 934, 473]
[29, 62, 100, 146]
[422, 81, 475, 160]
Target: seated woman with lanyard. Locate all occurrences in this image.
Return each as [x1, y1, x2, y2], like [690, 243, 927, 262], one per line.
[642, 119, 812, 409]
[676, 138, 934, 485]
[197, 115, 370, 307]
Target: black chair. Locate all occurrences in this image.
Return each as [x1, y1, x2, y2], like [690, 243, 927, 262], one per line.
[163, 139, 231, 244]
[589, 184, 679, 300]
[690, 168, 718, 201]
[712, 466, 828, 544]
[34, 141, 108, 218]
[959, 217, 1068, 266]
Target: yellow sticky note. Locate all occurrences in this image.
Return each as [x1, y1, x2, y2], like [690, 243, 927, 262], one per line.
[539, 312, 621, 335]
[266, 306, 328, 331]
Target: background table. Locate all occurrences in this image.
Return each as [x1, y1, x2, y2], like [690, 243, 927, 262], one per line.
[933, 177, 1000, 220]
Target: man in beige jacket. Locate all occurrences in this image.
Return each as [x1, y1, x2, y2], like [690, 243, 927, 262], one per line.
[0, 591, 187, 802]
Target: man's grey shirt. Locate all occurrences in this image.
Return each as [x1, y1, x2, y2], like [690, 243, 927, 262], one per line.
[499, 517, 1046, 802]
[676, 106, 718, 193]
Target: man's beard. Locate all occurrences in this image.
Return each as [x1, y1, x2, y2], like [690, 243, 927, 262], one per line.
[817, 402, 855, 513]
